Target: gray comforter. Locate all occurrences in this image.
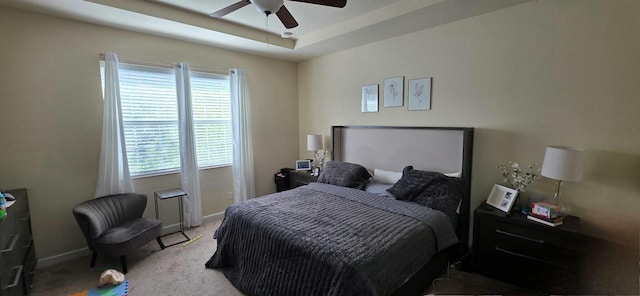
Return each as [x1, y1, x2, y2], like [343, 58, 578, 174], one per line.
[205, 183, 458, 296]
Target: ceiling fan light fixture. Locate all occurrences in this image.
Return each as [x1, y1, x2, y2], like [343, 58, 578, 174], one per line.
[252, 0, 284, 15]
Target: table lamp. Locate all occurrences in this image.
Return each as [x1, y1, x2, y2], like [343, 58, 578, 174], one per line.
[540, 146, 585, 206]
[307, 135, 326, 172]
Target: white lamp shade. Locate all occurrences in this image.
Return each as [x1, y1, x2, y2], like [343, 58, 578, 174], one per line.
[307, 135, 323, 151]
[541, 146, 586, 182]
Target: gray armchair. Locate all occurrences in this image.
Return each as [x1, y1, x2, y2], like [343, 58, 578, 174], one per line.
[72, 193, 163, 274]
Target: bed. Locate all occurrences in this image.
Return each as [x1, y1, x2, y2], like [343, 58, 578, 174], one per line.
[206, 126, 474, 296]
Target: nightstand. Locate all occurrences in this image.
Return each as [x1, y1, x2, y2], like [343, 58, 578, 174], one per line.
[289, 170, 317, 189]
[473, 204, 638, 294]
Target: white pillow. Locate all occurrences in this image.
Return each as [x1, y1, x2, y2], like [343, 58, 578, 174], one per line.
[444, 171, 462, 178]
[373, 169, 402, 184]
[443, 171, 462, 178]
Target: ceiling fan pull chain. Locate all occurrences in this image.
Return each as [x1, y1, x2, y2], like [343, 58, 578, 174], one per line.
[265, 15, 270, 49]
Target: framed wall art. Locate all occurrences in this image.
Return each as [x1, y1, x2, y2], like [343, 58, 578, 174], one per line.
[383, 76, 404, 107]
[485, 184, 519, 213]
[407, 77, 432, 111]
[361, 84, 379, 113]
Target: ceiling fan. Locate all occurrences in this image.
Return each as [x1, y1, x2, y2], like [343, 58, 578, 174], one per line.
[210, 0, 347, 29]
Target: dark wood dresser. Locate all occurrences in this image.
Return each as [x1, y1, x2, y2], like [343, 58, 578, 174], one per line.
[0, 189, 36, 296]
[473, 204, 638, 294]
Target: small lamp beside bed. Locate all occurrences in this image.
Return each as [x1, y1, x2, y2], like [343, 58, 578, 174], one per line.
[541, 146, 585, 213]
[307, 134, 327, 176]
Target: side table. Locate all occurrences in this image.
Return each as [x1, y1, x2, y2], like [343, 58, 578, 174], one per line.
[473, 203, 638, 294]
[154, 188, 190, 248]
[289, 170, 318, 189]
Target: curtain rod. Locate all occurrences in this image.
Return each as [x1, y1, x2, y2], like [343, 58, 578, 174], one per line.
[99, 53, 229, 75]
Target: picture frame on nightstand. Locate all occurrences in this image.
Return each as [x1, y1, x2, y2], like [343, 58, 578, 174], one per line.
[295, 159, 312, 171]
[485, 184, 518, 213]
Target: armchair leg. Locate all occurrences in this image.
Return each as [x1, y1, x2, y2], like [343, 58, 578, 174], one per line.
[120, 255, 128, 274]
[90, 252, 97, 267]
[157, 237, 166, 250]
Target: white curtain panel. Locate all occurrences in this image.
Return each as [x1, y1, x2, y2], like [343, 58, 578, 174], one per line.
[95, 51, 134, 198]
[175, 62, 203, 228]
[230, 69, 256, 203]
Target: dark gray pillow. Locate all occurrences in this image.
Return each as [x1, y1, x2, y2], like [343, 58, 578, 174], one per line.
[386, 166, 442, 201]
[412, 175, 465, 221]
[317, 161, 371, 190]
[387, 166, 465, 221]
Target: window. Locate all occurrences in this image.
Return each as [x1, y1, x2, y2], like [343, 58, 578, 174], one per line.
[100, 62, 232, 177]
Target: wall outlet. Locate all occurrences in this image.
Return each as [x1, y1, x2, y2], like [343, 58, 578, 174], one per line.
[227, 192, 233, 200]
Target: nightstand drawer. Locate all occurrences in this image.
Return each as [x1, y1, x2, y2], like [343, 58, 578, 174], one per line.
[477, 220, 579, 292]
[482, 219, 579, 269]
[474, 204, 639, 294]
[473, 207, 581, 294]
[478, 241, 578, 293]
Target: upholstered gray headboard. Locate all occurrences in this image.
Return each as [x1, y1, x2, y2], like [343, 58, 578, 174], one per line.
[331, 126, 474, 254]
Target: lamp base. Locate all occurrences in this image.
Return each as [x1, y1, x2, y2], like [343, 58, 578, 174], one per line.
[557, 201, 572, 215]
[551, 180, 563, 205]
[550, 180, 573, 214]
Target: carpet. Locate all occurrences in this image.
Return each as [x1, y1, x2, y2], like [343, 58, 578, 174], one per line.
[32, 217, 540, 296]
[426, 267, 545, 295]
[31, 218, 243, 296]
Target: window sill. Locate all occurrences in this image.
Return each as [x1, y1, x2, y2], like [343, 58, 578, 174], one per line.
[131, 164, 231, 179]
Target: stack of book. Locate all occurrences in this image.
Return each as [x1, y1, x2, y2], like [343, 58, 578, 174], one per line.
[527, 213, 564, 226]
[527, 202, 564, 226]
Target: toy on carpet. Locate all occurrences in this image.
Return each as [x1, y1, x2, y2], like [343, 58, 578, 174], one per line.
[88, 279, 128, 296]
[69, 269, 128, 296]
[97, 269, 125, 287]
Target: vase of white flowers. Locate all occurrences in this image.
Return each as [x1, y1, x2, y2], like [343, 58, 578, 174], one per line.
[314, 149, 327, 171]
[497, 162, 540, 211]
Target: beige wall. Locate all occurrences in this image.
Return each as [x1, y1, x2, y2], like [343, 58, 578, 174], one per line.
[298, 0, 640, 245]
[0, 7, 299, 259]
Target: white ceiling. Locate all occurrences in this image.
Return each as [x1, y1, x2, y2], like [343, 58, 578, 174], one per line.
[1, 0, 532, 61]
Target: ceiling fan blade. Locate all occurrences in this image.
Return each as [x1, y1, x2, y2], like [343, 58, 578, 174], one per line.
[276, 5, 299, 29]
[288, 0, 346, 8]
[209, 0, 250, 17]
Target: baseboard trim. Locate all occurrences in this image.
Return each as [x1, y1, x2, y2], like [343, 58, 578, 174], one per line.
[37, 247, 93, 269]
[36, 212, 225, 269]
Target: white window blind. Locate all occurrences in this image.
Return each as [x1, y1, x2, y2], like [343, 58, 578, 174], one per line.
[190, 72, 232, 169]
[100, 62, 232, 177]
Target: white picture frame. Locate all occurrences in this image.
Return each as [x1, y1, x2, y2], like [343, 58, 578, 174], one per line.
[383, 76, 404, 107]
[361, 84, 379, 113]
[407, 77, 432, 111]
[485, 184, 518, 213]
[295, 159, 312, 171]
